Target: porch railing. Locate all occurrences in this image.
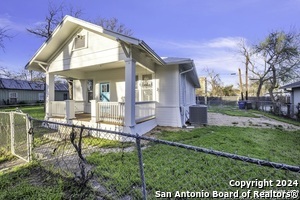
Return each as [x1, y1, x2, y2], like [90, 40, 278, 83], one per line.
[51, 100, 84, 117]
[75, 101, 85, 113]
[50, 100, 156, 124]
[97, 102, 125, 124]
[51, 101, 65, 117]
[135, 101, 156, 123]
[96, 101, 156, 124]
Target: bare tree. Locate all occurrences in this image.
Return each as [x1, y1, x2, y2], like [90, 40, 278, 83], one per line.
[0, 27, 12, 52]
[93, 17, 133, 36]
[27, 2, 83, 39]
[26, 1, 83, 99]
[203, 68, 224, 96]
[240, 31, 300, 111]
[27, 2, 133, 100]
[0, 66, 45, 82]
[239, 42, 269, 100]
[0, 66, 16, 78]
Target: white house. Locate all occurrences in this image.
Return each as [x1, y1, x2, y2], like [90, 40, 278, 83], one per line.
[25, 16, 200, 135]
[281, 81, 300, 116]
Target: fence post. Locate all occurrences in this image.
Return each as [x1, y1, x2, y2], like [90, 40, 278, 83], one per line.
[10, 112, 15, 155]
[26, 114, 32, 162]
[136, 134, 147, 200]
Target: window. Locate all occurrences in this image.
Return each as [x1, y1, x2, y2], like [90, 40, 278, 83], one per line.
[101, 84, 109, 93]
[141, 74, 153, 101]
[135, 75, 139, 101]
[9, 92, 18, 104]
[63, 93, 68, 100]
[38, 93, 44, 101]
[87, 80, 93, 102]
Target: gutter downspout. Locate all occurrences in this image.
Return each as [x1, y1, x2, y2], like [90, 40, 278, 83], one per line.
[179, 64, 194, 127]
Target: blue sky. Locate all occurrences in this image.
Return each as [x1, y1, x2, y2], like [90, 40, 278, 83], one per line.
[0, 0, 299, 86]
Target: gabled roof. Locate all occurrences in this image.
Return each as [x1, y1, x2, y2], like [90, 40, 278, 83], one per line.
[162, 57, 193, 64]
[25, 15, 165, 71]
[162, 57, 200, 88]
[25, 16, 200, 88]
[280, 81, 300, 90]
[0, 78, 68, 91]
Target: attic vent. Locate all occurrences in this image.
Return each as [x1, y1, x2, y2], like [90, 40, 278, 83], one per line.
[74, 34, 86, 49]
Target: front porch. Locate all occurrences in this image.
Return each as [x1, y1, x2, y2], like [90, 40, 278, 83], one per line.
[49, 100, 156, 125]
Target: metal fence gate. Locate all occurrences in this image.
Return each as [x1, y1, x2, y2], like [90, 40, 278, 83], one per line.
[0, 112, 32, 162]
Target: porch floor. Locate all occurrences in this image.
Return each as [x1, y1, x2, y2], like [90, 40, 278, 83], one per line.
[74, 113, 91, 122]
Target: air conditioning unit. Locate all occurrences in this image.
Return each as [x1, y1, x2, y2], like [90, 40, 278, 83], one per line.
[189, 105, 208, 126]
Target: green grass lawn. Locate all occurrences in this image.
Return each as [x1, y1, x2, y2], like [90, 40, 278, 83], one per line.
[208, 105, 259, 118]
[0, 162, 96, 200]
[0, 148, 15, 165]
[0, 105, 45, 120]
[87, 126, 300, 199]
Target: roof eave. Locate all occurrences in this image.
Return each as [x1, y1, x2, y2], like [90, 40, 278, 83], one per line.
[139, 41, 166, 65]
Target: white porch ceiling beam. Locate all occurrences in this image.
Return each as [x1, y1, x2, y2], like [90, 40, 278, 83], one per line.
[117, 38, 131, 58]
[33, 60, 48, 72]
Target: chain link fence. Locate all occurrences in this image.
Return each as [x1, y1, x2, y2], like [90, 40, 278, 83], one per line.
[0, 112, 11, 153]
[196, 96, 300, 120]
[30, 117, 300, 199]
[0, 112, 31, 162]
[254, 101, 299, 118]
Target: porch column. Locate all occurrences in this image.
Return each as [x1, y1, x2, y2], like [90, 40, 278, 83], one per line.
[90, 100, 98, 123]
[124, 58, 136, 134]
[65, 100, 75, 119]
[45, 73, 54, 119]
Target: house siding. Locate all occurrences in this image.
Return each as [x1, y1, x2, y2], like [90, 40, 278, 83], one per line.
[0, 89, 41, 105]
[293, 88, 300, 105]
[49, 28, 126, 73]
[179, 73, 196, 124]
[85, 66, 156, 102]
[0, 89, 68, 105]
[155, 65, 182, 127]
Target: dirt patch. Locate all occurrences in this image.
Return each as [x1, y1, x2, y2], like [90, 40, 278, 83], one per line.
[0, 158, 27, 173]
[208, 112, 300, 131]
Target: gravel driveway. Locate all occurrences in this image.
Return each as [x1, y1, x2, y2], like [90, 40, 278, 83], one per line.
[208, 112, 300, 131]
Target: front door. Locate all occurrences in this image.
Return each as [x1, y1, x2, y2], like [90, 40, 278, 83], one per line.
[100, 82, 110, 102]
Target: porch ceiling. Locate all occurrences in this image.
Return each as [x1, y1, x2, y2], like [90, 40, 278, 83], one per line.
[76, 61, 125, 72]
[54, 60, 151, 79]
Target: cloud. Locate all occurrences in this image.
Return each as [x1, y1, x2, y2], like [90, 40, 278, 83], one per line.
[0, 14, 27, 32]
[148, 37, 249, 86]
[205, 37, 243, 49]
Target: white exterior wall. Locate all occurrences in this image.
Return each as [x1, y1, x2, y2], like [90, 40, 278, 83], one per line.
[180, 73, 197, 124]
[48, 28, 126, 73]
[85, 66, 156, 102]
[86, 68, 125, 102]
[155, 65, 182, 127]
[293, 88, 300, 105]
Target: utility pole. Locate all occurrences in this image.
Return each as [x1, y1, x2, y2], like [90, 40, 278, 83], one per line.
[204, 77, 207, 104]
[238, 68, 244, 100]
[245, 53, 249, 100]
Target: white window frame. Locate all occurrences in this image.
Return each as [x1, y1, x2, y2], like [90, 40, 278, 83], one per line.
[9, 92, 18, 104]
[38, 93, 44, 101]
[136, 74, 154, 102]
[9, 92, 18, 99]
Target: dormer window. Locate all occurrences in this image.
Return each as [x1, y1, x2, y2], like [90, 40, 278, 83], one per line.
[73, 33, 87, 50]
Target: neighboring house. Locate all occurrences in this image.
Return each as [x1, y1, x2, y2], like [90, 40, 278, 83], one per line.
[0, 78, 68, 105]
[25, 16, 200, 135]
[281, 80, 300, 107]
